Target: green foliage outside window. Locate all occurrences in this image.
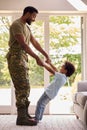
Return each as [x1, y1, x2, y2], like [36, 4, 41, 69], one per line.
[0, 16, 81, 88]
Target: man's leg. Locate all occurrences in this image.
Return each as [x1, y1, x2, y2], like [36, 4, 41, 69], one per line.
[25, 101, 34, 119]
[7, 57, 37, 126]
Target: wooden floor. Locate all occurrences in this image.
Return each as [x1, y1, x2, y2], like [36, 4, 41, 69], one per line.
[0, 115, 86, 130]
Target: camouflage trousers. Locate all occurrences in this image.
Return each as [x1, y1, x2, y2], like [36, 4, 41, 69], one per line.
[6, 52, 30, 108]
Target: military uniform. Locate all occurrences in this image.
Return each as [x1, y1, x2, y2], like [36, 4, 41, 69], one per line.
[6, 18, 31, 109]
[6, 19, 38, 126]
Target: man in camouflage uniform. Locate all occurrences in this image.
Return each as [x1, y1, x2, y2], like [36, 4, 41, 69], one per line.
[6, 6, 50, 126]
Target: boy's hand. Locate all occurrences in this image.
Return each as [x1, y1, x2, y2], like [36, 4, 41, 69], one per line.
[45, 60, 58, 72]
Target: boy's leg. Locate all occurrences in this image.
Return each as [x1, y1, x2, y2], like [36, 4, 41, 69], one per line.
[35, 92, 50, 122]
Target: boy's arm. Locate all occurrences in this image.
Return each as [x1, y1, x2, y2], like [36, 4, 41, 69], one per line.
[49, 62, 58, 72]
[43, 62, 56, 75]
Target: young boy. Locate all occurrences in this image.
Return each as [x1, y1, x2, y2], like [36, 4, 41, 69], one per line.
[35, 61, 75, 123]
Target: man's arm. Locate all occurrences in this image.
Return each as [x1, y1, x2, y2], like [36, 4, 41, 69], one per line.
[30, 33, 51, 62]
[15, 34, 44, 66]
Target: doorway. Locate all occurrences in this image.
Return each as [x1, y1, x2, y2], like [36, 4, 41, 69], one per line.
[0, 14, 85, 115]
[49, 15, 82, 114]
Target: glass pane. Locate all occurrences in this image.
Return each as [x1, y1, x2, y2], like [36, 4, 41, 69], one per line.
[49, 16, 81, 114]
[28, 20, 45, 105]
[0, 16, 12, 105]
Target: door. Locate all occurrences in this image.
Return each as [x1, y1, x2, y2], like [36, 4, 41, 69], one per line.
[28, 17, 50, 114]
[49, 15, 82, 114]
[0, 14, 85, 115]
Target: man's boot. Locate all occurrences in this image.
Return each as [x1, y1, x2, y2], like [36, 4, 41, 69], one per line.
[16, 107, 37, 126]
[26, 101, 34, 119]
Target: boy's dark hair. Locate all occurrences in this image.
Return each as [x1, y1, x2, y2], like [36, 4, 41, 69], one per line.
[23, 6, 38, 15]
[64, 61, 75, 77]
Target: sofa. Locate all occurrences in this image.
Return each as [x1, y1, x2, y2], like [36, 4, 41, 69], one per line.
[73, 81, 87, 126]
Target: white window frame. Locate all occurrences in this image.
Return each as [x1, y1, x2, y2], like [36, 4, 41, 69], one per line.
[0, 12, 87, 114]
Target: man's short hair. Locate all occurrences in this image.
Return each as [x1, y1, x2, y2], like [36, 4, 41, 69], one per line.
[23, 6, 38, 15]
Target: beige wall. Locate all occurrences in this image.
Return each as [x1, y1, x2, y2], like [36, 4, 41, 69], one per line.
[0, 0, 76, 11]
